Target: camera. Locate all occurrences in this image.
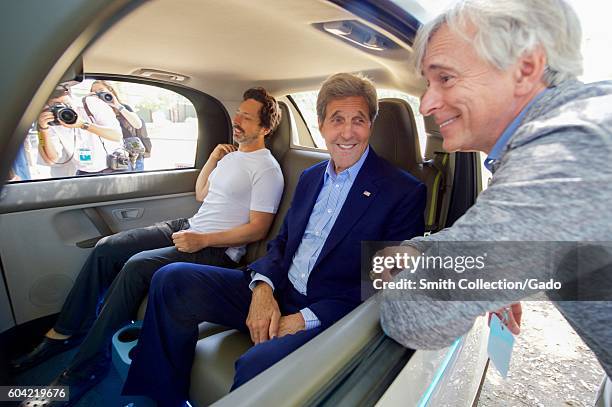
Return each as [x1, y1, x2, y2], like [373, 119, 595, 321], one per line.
[96, 91, 114, 103]
[106, 138, 146, 171]
[47, 103, 78, 126]
[107, 148, 130, 171]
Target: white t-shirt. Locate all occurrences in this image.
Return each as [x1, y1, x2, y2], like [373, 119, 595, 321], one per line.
[188, 148, 284, 262]
[45, 96, 122, 174]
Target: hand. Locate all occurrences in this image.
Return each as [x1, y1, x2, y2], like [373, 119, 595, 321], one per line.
[246, 282, 281, 344]
[88, 91, 118, 108]
[490, 302, 522, 335]
[61, 117, 85, 129]
[210, 144, 237, 161]
[277, 313, 306, 338]
[172, 230, 208, 253]
[37, 111, 55, 129]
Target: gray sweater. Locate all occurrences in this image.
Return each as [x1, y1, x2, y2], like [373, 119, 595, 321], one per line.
[379, 79, 612, 377]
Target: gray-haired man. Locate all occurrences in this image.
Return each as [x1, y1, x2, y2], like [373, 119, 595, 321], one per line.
[378, 1, 612, 404]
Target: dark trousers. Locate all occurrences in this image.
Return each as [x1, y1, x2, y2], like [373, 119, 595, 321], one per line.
[54, 218, 237, 368]
[122, 263, 324, 407]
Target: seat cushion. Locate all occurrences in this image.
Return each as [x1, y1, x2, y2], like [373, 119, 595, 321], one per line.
[189, 329, 253, 406]
[139, 297, 251, 405]
[137, 297, 230, 339]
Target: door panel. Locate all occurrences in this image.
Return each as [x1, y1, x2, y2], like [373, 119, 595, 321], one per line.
[0, 170, 202, 330]
[0, 274, 14, 333]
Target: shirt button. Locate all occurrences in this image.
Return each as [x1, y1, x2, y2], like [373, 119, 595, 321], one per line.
[301, 274, 305, 278]
[327, 209, 332, 213]
[315, 231, 320, 236]
[335, 184, 340, 188]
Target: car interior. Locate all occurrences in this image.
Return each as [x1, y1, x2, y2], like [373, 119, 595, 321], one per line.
[1, 0, 489, 405]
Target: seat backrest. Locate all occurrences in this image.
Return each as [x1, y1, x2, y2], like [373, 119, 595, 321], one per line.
[368, 98, 424, 179]
[243, 102, 327, 263]
[369, 98, 452, 233]
[266, 102, 292, 163]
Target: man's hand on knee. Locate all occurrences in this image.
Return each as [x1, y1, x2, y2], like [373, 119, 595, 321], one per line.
[247, 282, 281, 344]
[172, 230, 208, 253]
[278, 313, 305, 338]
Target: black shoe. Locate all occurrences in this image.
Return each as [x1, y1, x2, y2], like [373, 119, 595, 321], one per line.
[10, 335, 83, 373]
[19, 357, 110, 407]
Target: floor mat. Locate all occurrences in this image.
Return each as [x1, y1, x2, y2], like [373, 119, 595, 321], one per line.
[13, 347, 151, 406]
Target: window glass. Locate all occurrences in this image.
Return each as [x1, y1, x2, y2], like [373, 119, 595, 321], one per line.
[290, 89, 426, 156]
[9, 79, 197, 182]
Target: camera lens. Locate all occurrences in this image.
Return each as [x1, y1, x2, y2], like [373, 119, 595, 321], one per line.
[97, 92, 114, 102]
[58, 108, 78, 124]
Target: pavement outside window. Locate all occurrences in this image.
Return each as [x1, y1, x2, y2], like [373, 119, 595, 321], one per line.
[479, 301, 604, 407]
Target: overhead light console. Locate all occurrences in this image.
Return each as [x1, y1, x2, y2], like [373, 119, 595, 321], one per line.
[315, 20, 400, 54]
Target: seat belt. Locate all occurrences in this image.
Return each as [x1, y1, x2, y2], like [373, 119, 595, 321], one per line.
[424, 152, 449, 234]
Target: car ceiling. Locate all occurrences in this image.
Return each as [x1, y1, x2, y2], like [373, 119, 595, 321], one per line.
[84, 0, 426, 100]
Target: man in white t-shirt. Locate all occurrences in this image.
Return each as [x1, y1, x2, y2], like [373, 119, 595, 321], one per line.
[12, 87, 285, 388]
[37, 85, 123, 176]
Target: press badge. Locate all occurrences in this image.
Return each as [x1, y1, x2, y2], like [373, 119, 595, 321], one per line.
[487, 313, 515, 378]
[78, 148, 93, 165]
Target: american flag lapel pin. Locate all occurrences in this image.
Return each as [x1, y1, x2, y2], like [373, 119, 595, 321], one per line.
[363, 190, 371, 197]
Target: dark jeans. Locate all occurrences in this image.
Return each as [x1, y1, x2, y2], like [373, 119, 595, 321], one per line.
[54, 218, 237, 368]
[129, 155, 145, 171]
[123, 263, 324, 406]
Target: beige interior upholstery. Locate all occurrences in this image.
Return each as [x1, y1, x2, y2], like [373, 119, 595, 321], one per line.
[369, 98, 453, 232]
[243, 102, 303, 264]
[369, 98, 424, 178]
[84, 0, 425, 102]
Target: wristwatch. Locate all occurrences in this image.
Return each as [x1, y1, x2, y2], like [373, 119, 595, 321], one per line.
[81, 122, 90, 130]
[117, 105, 125, 111]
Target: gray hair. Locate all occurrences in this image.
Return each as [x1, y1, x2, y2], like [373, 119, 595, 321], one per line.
[412, 0, 583, 86]
[316, 73, 378, 124]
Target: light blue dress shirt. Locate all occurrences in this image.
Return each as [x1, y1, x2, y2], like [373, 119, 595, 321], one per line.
[484, 89, 548, 172]
[251, 147, 370, 330]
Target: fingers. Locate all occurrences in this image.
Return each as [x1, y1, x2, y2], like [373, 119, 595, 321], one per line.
[213, 144, 237, 159]
[38, 112, 54, 127]
[269, 311, 280, 339]
[491, 304, 521, 335]
[171, 231, 188, 252]
[511, 303, 522, 327]
[248, 319, 269, 344]
[220, 144, 236, 155]
[248, 324, 256, 344]
[505, 309, 521, 335]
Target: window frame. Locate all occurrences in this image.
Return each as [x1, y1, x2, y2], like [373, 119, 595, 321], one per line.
[7, 74, 230, 184]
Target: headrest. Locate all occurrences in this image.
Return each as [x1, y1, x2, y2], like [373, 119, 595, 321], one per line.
[265, 102, 291, 161]
[369, 98, 423, 175]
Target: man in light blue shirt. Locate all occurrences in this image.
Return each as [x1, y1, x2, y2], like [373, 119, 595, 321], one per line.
[123, 73, 426, 406]
[251, 146, 369, 329]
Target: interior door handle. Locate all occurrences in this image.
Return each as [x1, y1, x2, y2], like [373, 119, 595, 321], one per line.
[112, 208, 144, 221]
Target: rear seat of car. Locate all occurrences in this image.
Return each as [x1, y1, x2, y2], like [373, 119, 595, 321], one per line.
[136, 99, 452, 406]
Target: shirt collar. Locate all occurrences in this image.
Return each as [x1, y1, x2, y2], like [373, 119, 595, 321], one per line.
[484, 89, 548, 171]
[325, 145, 370, 182]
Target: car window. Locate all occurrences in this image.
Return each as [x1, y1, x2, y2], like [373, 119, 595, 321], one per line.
[8, 79, 198, 182]
[290, 89, 427, 156]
